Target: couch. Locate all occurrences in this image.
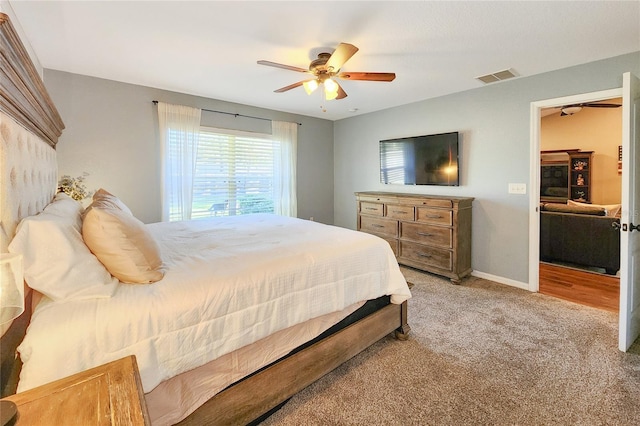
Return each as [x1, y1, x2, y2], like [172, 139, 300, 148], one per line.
[539, 203, 621, 275]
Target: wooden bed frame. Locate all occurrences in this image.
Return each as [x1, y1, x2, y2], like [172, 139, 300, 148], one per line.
[0, 13, 410, 424]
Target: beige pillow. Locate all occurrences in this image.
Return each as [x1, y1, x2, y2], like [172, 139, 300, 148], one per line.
[82, 188, 133, 219]
[83, 204, 164, 284]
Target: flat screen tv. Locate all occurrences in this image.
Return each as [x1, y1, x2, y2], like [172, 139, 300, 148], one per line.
[380, 132, 459, 186]
[540, 163, 569, 199]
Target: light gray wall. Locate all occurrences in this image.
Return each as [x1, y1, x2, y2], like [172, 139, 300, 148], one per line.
[44, 70, 335, 225]
[334, 52, 640, 284]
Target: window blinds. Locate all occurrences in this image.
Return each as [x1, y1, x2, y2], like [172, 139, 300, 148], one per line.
[188, 128, 278, 220]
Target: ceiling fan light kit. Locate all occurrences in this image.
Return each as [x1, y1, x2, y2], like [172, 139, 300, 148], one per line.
[258, 42, 396, 101]
[303, 79, 318, 95]
[561, 106, 583, 116]
[559, 102, 621, 116]
[323, 78, 339, 100]
[303, 75, 340, 100]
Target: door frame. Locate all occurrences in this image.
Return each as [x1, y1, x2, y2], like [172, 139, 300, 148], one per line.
[528, 88, 623, 293]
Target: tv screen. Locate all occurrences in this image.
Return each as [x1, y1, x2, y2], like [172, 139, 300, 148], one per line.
[540, 163, 569, 199]
[380, 132, 459, 186]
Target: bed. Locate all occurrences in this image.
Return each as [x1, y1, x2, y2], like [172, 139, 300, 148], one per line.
[0, 13, 411, 425]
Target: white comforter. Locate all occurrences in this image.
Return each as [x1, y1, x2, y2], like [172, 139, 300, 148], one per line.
[17, 214, 410, 393]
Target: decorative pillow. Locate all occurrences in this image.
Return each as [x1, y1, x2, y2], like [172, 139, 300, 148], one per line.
[567, 200, 621, 217]
[542, 203, 606, 216]
[8, 195, 118, 301]
[82, 202, 164, 284]
[82, 188, 133, 219]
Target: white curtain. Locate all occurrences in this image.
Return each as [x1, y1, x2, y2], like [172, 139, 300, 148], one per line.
[271, 121, 297, 217]
[157, 102, 202, 222]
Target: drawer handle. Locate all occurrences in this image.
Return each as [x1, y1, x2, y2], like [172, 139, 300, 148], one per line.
[417, 253, 432, 258]
[392, 210, 407, 214]
[425, 214, 443, 219]
[371, 224, 384, 228]
[365, 207, 378, 211]
[416, 232, 433, 237]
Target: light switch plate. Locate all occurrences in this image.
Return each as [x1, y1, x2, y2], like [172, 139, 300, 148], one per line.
[508, 183, 527, 194]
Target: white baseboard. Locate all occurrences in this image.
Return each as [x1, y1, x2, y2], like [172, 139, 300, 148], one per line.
[471, 270, 531, 291]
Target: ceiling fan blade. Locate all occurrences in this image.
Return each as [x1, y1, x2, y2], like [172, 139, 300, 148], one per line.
[581, 103, 622, 108]
[326, 43, 359, 72]
[257, 60, 310, 73]
[335, 82, 347, 100]
[337, 72, 396, 82]
[274, 81, 306, 93]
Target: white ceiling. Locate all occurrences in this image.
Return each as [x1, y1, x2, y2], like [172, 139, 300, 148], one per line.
[7, 1, 640, 121]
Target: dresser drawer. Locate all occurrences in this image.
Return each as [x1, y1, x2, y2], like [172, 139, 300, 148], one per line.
[359, 216, 398, 237]
[419, 198, 453, 209]
[399, 241, 452, 271]
[416, 207, 453, 226]
[359, 202, 384, 216]
[400, 222, 452, 248]
[386, 205, 414, 220]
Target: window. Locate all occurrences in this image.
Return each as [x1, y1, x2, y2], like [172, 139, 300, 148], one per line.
[164, 126, 296, 222]
[188, 128, 277, 220]
[158, 102, 297, 222]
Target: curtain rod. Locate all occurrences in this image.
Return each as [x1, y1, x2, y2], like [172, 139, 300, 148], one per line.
[152, 101, 301, 126]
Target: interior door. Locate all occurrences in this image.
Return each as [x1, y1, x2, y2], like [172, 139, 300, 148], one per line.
[619, 72, 640, 352]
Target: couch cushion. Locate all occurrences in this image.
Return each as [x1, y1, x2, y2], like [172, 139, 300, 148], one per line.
[541, 203, 606, 216]
[567, 200, 621, 217]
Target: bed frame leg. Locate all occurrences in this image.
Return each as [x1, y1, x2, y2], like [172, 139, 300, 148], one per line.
[394, 300, 410, 340]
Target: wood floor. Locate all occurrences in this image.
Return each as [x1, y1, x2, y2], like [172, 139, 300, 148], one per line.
[539, 262, 620, 312]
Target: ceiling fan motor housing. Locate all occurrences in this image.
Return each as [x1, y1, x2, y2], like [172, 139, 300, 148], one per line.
[310, 53, 333, 75]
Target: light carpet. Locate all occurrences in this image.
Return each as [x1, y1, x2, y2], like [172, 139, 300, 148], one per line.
[260, 267, 640, 425]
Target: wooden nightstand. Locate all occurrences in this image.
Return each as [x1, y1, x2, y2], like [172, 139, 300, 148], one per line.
[0, 355, 150, 425]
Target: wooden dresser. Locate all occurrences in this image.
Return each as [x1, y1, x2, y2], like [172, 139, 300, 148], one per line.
[0, 355, 150, 425]
[355, 192, 473, 283]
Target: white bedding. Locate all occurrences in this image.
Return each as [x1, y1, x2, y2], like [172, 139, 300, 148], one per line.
[17, 214, 410, 394]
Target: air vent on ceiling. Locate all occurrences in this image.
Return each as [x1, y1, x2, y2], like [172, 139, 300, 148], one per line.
[476, 68, 518, 84]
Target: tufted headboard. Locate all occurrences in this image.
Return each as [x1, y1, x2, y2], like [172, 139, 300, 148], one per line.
[0, 13, 64, 395]
[0, 13, 63, 252]
[0, 111, 58, 252]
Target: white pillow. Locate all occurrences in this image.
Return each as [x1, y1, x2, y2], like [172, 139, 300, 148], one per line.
[48, 192, 84, 217]
[567, 200, 621, 217]
[8, 194, 118, 301]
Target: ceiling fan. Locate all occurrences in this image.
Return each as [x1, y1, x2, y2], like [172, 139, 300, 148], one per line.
[257, 42, 396, 101]
[559, 102, 621, 116]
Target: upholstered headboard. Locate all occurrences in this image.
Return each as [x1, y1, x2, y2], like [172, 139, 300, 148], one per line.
[0, 13, 64, 395]
[0, 13, 63, 252]
[0, 111, 58, 252]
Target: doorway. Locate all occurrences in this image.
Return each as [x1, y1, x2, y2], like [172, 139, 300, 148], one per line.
[532, 73, 640, 352]
[536, 98, 623, 311]
[528, 88, 623, 293]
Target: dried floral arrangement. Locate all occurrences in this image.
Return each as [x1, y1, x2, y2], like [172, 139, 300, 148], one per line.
[57, 174, 93, 201]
